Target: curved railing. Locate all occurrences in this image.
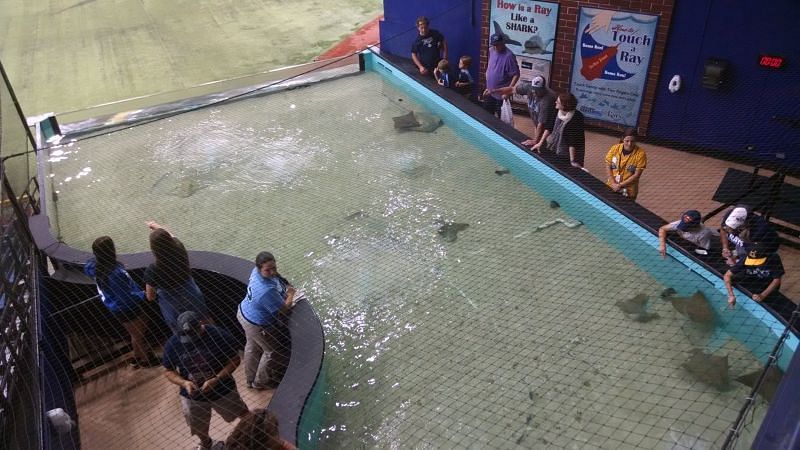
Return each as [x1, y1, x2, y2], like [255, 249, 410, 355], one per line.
[28, 212, 325, 447]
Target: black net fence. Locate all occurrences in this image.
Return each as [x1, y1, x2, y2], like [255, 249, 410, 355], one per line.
[2, 1, 799, 450]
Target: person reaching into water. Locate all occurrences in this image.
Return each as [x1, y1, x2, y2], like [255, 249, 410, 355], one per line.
[658, 210, 717, 258]
[85, 236, 159, 368]
[145, 220, 210, 335]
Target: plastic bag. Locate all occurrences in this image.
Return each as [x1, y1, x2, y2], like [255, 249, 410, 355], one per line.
[500, 98, 514, 126]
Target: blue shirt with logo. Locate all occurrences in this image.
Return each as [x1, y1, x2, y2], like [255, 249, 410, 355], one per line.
[84, 259, 145, 313]
[238, 268, 287, 326]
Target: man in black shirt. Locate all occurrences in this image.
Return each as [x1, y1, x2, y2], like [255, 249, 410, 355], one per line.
[411, 16, 447, 75]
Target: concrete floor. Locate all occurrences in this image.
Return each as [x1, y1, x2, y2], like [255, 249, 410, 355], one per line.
[0, 0, 382, 116]
[512, 115, 800, 302]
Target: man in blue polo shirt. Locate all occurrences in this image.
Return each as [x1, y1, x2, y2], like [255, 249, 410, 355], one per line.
[237, 251, 295, 390]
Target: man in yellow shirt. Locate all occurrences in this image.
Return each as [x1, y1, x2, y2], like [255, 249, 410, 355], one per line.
[605, 129, 647, 200]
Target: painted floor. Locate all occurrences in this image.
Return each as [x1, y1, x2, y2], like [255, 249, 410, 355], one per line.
[0, 0, 382, 116]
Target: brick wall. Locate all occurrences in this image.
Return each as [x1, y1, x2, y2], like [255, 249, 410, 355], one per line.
[480, 0, 675, 135]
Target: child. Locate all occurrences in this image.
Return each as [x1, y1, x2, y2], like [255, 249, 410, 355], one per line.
[85, 236, 158, 368]
[454, 55, 474, 97]
[433, 59, 451, 87]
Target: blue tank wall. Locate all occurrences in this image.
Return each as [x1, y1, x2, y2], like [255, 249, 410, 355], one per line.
[648, 0, 800, 170]
[379, 0, 482, 82]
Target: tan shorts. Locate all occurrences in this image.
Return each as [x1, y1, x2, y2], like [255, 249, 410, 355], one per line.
[180, 388, 248, 437]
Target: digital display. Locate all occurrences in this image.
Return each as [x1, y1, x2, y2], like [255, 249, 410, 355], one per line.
[758, 54, 785, 69]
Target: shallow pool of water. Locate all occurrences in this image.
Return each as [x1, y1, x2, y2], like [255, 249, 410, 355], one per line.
[45, 71, 773, 448]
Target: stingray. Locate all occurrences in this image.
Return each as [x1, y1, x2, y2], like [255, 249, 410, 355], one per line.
[392, 111, 419, 129]
[151, 171, 208, 198]
[549, 200, 560, 209]
[401, 164, 432, 179]
[682, 348, 730, 390]
[735, 366, 784, 402]
[345, 210, 369, 220]
[495, 168, 510, 176]
[437, 221, 469, 243]
[661, 289, 715, 324]
[522, 35, 554, 55]
[408, 112, 443, 133]
[492, 21, 523, 47]
[615, 294, 660, 323]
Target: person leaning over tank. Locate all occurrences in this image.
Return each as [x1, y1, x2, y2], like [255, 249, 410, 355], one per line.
[531, 92, 585, 169]
[516, 75, 557, 148]
[724, 243, 795, 322]
[658, 210, 717, 258]
[411, 16, 447, 76]
[719, 205, 779, 266]
[237, 251, 295, 390]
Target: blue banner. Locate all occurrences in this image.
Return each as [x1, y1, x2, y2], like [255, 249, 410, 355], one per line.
[489, 0, 559, 62]
[569, 8, 658, 127]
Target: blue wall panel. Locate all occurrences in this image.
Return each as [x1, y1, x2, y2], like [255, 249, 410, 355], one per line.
[379, 0, 482, 84]
[649, 0, 800, 169]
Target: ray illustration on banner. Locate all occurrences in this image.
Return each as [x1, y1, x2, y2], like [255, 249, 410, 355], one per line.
[491, 21, 523, 47]
[578, 24, 635, 81]
[569, 7, 659, 127]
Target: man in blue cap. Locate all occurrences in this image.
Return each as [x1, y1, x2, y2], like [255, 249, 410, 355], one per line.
[482, 33, 520, 117]
[163, 311, 248, 450]
[658, 210, 717, 258]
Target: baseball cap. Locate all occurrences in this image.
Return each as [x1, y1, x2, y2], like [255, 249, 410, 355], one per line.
[177, 311, 203, 343]
[531, 76, 546, 91]
[489, 34, 504, 45]
[724, 207, 748, 231]
[515, 81, 532, 96]
[744, 243, 769, 266]
[676, 210, 701, 231]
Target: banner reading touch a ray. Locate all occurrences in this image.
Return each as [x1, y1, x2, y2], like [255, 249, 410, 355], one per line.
[570, 8, 658, 127]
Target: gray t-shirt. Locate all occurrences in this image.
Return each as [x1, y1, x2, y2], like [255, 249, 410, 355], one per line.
[668, 220, 717, 250]
[527, 89, 557, 131]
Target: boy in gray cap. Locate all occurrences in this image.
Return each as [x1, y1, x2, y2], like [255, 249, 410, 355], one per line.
[163, 311, 248, 450]
[516, 75, 557, 148]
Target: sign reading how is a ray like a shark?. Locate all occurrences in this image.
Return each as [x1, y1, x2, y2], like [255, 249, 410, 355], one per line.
[489, 0, 559, 62]
[570, 7, 659, 127]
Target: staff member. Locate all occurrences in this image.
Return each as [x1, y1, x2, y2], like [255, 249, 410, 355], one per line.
[237, 251, 295, 390]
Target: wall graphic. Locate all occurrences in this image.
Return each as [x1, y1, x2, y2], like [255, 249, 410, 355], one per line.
[570, 8, 658, 127]
[489, 0, 559, 95]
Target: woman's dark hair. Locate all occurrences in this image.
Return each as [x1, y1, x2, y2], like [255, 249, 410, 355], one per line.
[149, 228, 191, 282]
[92, 236, 118, 283]
[558, 92, 578, 111]
[225, 409, 284, 450]
[255, 251, 276, 269]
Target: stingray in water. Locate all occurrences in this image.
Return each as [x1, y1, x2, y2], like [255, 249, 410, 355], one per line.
[151, 170, 209, 198]
[437, 221, 469, 243]
[661, 288, 715, 324]
[615, 293, 660, 323]
[682, 348, 730, 390]
[345, 210, 369, 221]
[495, 168, 510, 176]
[735, 366, 784, 402]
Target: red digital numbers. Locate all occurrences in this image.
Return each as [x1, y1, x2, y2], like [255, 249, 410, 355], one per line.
[758, 55, 785, 69]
